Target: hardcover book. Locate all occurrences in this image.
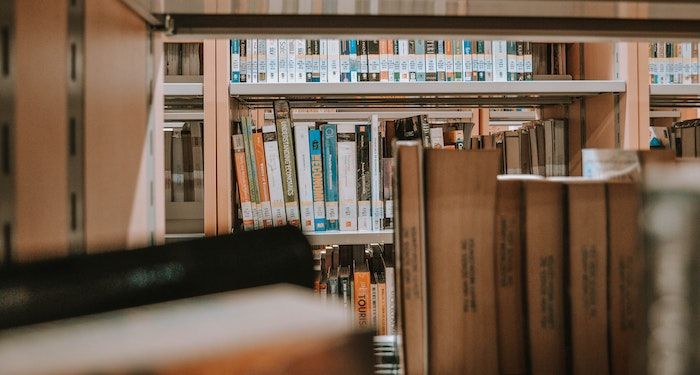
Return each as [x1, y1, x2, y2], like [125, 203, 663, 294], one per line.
[322, 124, 340, 230]
[356, 124, 372, 231]
[273, 101, 300, 227]
[294, 122, 315, 231]
[337, 123, 358, 231]
[309, 129, 326, 231]
[262, 125, 288, 227]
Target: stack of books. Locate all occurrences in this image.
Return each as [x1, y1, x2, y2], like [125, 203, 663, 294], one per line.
[670, 118, 700, 158]
[394, 145, 645, 374]
[165, 43, 203, 76]
[230, 39, 569, 83]
[649, 42, 700, 84]
[164, 122, 204, 203]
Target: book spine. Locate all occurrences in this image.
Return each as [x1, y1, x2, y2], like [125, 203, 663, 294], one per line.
[309, 129, 326, 231]
[523, 41, 533, 80]
[454, 40, 463, 81]
[277, 39, 288, 83]
[250, 39, 258, 83]
[338, 124, 358, 231]
[354, 269, 372, 329]
[379, 40, 389, 82]
[408, 40, 417, 81]
[377, 276, 387, 335]
[485, 40, 494, 81]
[385, 264, 396, 335]
[242, 118, 262, 229]
[415, 40, 426, 82]
[274, 101, 300, 227]
[649, 43, 657, 84]
[370, 115, 383, 231]
[319, 39, 328, 83]
[340, 40, 350, 82]
[349, 39, 358, 82]
[322, 124, 340, 230]
[398, 39, 409, 82]
[392, 40, 401, 82]
[286, 38, 295, 83]
[419, 115, 431, 148]
[516, 41, 525, 81]
[295, 39, 305, 83]
[387, 39, 395, 82]
[476, 40, 485, 81]
[425, 40, 437, 81]
[693, 42, 699, 84]
[328, 39, 340, 83]
[445, 40, 454, 81]
[312, 40, 321, 82]
[164, 131, 172, 202]
[436, 40, 446, 81]
[493, 40, 508, 82]
[294, 123, 315, 232]
[305, 40, 313, 82]
[262, 125, 288, 227]
[507, 41, 517, 81]
[371, 276, 379, 327]
[356, 124, 372, 231]
[359, 40, 369, 81]
[240, 39, 247, 83]
[171, 129, 185, 202]
[253, 131, 273, 228]
[191, 122, 204, 203]
[368, 40, 380, 81]
[463, 40, 472, 81]
[230, 40, 240, 83]
[232, 134, 254, 230]
[257, 39, 267, 83]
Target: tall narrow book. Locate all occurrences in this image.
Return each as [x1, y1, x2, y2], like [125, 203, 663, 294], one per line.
[356, 124, 372, 231]
[309, 129, 326, 231]
[294, 122, 315, 232]
[232, 134, 254, 230]
[274, 101, 300, 227]
[322, 124, 340, 231]
[353, 246, 372, 329]
[262, 125, 288, 227]
[338, 124, 358, 231]
[253, 129, 273, 228]
[370, 115, 384, 231]
[425, 149, 500, 374]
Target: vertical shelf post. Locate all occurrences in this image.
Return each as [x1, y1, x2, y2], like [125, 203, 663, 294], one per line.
[0, 0, 15, 263]
[215, 39, 232, 235]
[202, 40, 218, 236]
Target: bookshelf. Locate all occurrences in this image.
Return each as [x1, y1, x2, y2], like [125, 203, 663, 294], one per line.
[650, 84, 700, 107]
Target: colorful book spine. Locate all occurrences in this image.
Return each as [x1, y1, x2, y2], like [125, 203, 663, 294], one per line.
[359, 40, 369, 82]
[240, 39, 247, 83]
[436, 40, 446, 81]
[230, 40, 240, 83]
[309, 129, 326, 231]
[274, 101, 300, 227]
[416, 40, 426, 82]
[322, 124, 340, 230]
[294, 122, 315, 232]
[262, 125, 287, 226]
[425, 40, 437, 81]
[340, 40, 351, 82]
[463, 40, 473, 81]
[337, 124, 358, 231]
[408, 40, 417, 81]
[392, 40, 401, 82]
[387, 39, 396, 82]
[370, 115, 384, 231]
[349, 39, 358, 82]
[368, 40, 380, 81]
[380, 40, 390, 82]
[476, 40, 485, 81]
[253, 131, 273, 228]
[356, 124, 372, 231]
[445, 40, 454, 81]
[232, 134, 254, 230]
[305, 40, 313, 82]
[312, 40, 321, 82]
[507, 41, 517, 81]
[516, 41, 524, 81]
[242, 118, 261, 229]
[454, 40, 463, 81]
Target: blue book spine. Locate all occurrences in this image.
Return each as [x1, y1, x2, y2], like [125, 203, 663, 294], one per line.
[322, 124, 339, 231]
[309, 129, 326, 231]
[349, 40, 358, 83]
[230, 40, 240, 83]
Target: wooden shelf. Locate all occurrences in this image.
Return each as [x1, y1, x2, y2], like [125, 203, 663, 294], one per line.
[304, 230, 393, 246]
[650, 84, 700, 107]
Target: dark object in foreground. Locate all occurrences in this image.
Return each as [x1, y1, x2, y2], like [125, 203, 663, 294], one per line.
[0, 226, 313, 330]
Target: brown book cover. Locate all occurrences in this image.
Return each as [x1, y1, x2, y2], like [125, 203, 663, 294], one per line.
[567, 181, 609, 375]
[519, 129, 532, 174]
[495, 178, 526, 375]
[232, 135, 254, 231]
[253, 131, 273, 228]
[523, 180, 566, 374]
[425, 149, 500, 374]
[681, 125, 696, 157]
[394, 141, 427, 375]
[607, 182, 644, 375]
[504, 131, 521, 174]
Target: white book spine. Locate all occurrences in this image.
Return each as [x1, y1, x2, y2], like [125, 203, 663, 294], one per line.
[429, 127, 444, 148]
[484, 41, 493, 81]
[250, 39, 258, 83]
[370, 115, 383, 231]
[392, 41, 401, 82]
[320, 39, 328, 83]
[385, 266, 396, 335]
[257, 39, 267, 83]
[295, 39, 306, 83]
[266, 39, 278, 83]
[294, 123, 315, 232]
[328, 39, 341, 83]
[287, 39, 296, 83]
[408, 42, 417, 81]
[445, 43, 454, 80]
[493, 40, 508, 82]
[416, 42, 426, 81]
[399, 39, 409, 82]
[278, 39, 288, 83]
[262, 125, 288, 226]
[337, 124, 358, 231]
[231, 42, 240, 82]
[380, 41, 389, 82]
[683, 42, 692, 84]
[464, 41, 473, 81]
[436, 42, 446, 80]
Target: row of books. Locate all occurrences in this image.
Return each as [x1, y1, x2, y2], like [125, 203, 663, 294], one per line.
[232, 101, 393, 232]
[164, 122, 204, 202]
[165, 43, 203, 76]
[230, 39, 569, 83]
[670, 118, 700, 158]
[395, 145, 644, 374]
[649, 42, 700, 84]
[313, 244, 396, 337]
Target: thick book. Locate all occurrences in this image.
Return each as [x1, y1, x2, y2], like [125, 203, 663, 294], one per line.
[257, 39, 267, 82]
[476, 40, 485, 81]
[379, 39, 389, 81]
[436, 40, 446, 81]
[337, 123, 358, 231]
[383, 246, 397, 336]
[266, 38, 278, 83]
[171, 129, 185, 202]
[309, 129, 326, 231]
[504, 130, 522, 174]
[353, 246, 372, 329]
[484, 40, 493, 81]
[340, 40, 351, 82]
[399, 39, 409, 82]
[524, 42, 533, 80]
[356, 124, 372, 231]
[164, 131, 172, 202]
[328, 39, 341, 83]
[242, 118, 261, 228]
[232, 134, 255, 230]
[507, 41, 518, 81]
[374, 255, 387, 335]
[568, 181, 610, 375]
[252, 130, 273, 228]
[294, 122, 315, 232]
[495, 178, 527, 375]
[463, 40, 473, 81]
[408, 40, 417, 81]
[312, 40, 321, 82]
[349, 39, 359, 82]
[425, 149, 500, 374]
[453, 39, 463, 81]
[262, 125, 288, 227]
[445, 40, 454, 81]
[370, 115, 384, 231]
[493, 40, 508, 82]
[523, 180, 566, 374]
[392, 40, 401, 82]
[607, 182, 643, 375]
[322, 124, 340, 230]
[516, 41, 525, 80]
[394, 142, 427, 375]
[273, 101, 300, 227]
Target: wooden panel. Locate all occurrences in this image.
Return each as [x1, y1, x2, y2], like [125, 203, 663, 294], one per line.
[203, 40, 218, 236]
[215, 39, 232, 235]
[84, 0, 149, 251]
[584, 43, 617, 150]
[636, 42, 651, 149]
[153, 33, 166, 244]
[14, 0, 70, 261]
[619, 43, 641, 149]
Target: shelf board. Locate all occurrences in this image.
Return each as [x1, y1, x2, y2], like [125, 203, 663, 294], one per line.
[164, 109, 204, 121]
[263, 110, 473, 121]
[650, 84, 700, 107]
[230, 81, 625, 108]
[304, 230, 393, 246]
[164, 82, 203, 96]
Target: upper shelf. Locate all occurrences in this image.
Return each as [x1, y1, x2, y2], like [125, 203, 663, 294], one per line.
[229, 81, 626, 108]
[650, 84, 700, 107]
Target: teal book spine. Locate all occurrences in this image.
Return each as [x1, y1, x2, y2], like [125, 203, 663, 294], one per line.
[322, 124, 340, 231]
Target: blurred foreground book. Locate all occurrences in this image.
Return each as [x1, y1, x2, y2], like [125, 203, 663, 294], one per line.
[0, 284, 373, 375]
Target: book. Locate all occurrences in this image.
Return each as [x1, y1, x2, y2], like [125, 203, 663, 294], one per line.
[164, 131, 172, 202]
[252, 129, 273, 228]
[399, 39, 409, 82]
[277, 39, 288, 83]
[370, 115, 384, 231]
[171, 129, 185, 202]
[425, 40, 437, 81]
[230, 39, 240, 82]
[257, 39, 267, 82]
[232, 134, 254, 230]
[383, 246, 397, 336]
[240, 39, 247, 83]
[340, 40, 350, 82]
[382, 157, 394, 229]
[312, 40, 321, 82]
[250, 39, 258, 83]
[429, 127, 444, 148]
[408, 40, 417, 81]
[415, 40, 426, 82]
[273, 101, 300, 227]
[309, 129, 326, 231]
[191, 122, 204, 203]
[495, 178, 527, 375]
[305, 40, 313, 82]
[484, 40, 493, 81]
[368, 40, 380, 81]
[568, 181, 610, 375]
[286, 38, 295, 83]
[322, 124, 340, 231]
[266, 38, 278, 83]
[356, 124, 372, 231]
[444, 40, 454, 81]
[337, 124, 358, 231]
[392, 40, 401, 82]
[516, 41, 524, 80]
[523, 180, 566, 374]
[425, 149, 500, 374]
[262, 125, 288, 227]
[395, 142, 427, 375]
[519, 129, 532, 174]
[295, 39, 305, 83]
[294, 122, 315, 232]
[507, 41, 518, 81]
[504, 130, 522, 174]
[328, 39, 340, 83]
[379, 40, 389, 82]
[493, 40, 508, 82]
[373, 255, 387, 335]
[181, 127, 194, 202]
[353, 246, 372, 329]
[359, 40, 368, 82]
[453, 39, 463, 81]
[319, 39, 328, 83]
[436, 40, 446, 81]
[463, 40, 473, 81]
[349, 39, 358, 82]
[524, 41, 533, 80]
[241, 118, 261, 228]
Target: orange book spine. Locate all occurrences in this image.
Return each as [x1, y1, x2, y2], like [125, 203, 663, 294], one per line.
[232, 135, 254, 230]
[354, 271, 372, 329]
[377, 281, 387, 335]
[253, 132, 273, 228]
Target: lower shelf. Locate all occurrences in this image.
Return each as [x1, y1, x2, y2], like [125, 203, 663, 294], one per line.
[303, 230, 394, 246]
